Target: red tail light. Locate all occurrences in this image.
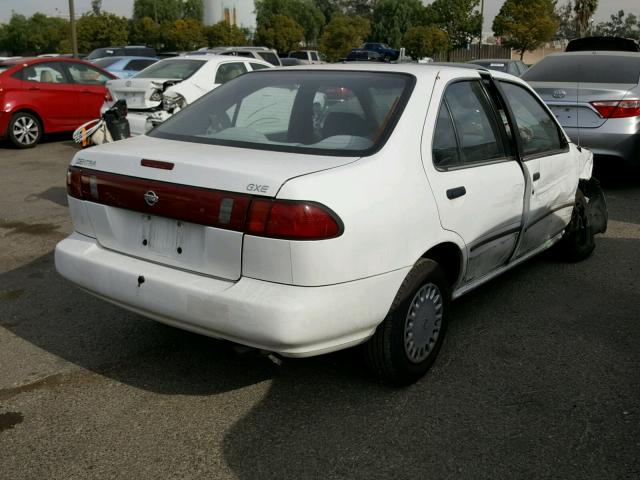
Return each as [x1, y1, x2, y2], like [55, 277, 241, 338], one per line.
[246, 200, 341, 240]
[591, 99, 640, 118]
[67, 167, 342, 241]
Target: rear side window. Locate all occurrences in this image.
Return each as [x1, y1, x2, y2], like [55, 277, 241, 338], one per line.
[20, 62, 67, 83]
[311, 52, 319, 61]
[258, 52, 280, 66]
[432, 103, 461, 168]
[215, 62, 247, 84]
[250, 62, 270, 71]
[93, 57, 120, 68]
[523, 55, 640, 84]
[500, 82, 564, 157]
[437, 81, 507, 167]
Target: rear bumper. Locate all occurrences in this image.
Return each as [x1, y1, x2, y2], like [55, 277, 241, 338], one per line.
[564, 122, 640, 165]
[55, 233, 408, 357]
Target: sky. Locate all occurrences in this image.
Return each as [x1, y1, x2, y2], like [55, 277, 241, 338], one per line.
[1, 0, 639, 33]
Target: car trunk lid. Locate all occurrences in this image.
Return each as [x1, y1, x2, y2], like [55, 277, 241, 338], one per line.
[107, 77, 180, 110]
[531, 81, 637, 129]
[69, 135, 357, 280]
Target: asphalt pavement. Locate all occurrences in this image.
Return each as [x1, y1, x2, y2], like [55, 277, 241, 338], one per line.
[0, 137, 638, 479]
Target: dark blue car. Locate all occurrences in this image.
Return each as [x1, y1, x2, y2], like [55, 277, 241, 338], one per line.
[362, 43, 400, 61]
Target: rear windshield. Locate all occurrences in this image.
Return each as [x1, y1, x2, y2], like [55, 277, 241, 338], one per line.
[133, 59, 205, 79]
[149, 70, 415, 157]
[523, 55, 640, 84]
[93, 57, 121, 68]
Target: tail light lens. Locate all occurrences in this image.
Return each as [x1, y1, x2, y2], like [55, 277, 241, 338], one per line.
[591, 100, 640, 118]
[67, 167, 342, 241]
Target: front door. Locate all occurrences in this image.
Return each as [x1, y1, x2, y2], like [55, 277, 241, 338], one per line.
[422, 73, 526, 283]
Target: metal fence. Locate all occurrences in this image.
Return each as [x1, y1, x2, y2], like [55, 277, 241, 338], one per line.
[433, 44, 511, 62]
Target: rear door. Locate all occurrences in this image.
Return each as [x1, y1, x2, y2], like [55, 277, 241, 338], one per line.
[423, 72, 526, 283]
[64, 62, 113, 121]
[497, 80, 577, 256]
[16, 61, 80, 130]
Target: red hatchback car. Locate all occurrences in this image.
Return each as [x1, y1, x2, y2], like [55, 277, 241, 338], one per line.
[0, 57, 115, 148]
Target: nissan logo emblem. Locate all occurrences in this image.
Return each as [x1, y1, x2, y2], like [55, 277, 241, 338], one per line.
[552, 89, 567, 99]
[144, 191, 159, 206]
[125, 80, 132, 87]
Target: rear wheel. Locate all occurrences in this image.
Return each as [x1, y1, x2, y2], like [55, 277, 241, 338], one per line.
[8, 112, 42, 148]
[364, 259, 449, 386]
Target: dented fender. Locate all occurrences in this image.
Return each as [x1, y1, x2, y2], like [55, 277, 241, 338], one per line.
[577, 146, 594, 180]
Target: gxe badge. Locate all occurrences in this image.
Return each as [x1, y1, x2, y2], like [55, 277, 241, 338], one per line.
[144, 190, 159, 206]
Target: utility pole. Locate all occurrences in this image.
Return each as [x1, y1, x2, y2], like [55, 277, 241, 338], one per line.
[69, 0, 78, 57]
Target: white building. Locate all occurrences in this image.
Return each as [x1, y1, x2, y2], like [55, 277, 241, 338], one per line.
[203, 0, 257, 31]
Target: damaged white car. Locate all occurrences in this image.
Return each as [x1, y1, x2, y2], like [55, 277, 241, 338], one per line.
[57, 65, 607, 385]
[102, 54, 273, 135]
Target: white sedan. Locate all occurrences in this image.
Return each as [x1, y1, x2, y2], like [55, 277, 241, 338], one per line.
[56, 64, 607, 385]
[102, 54, 273, 135]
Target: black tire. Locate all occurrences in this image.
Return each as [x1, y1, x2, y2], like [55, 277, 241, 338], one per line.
[364, 258, 450, 386]
[8, 112, 42, 148]
[555, 188, 595, 262]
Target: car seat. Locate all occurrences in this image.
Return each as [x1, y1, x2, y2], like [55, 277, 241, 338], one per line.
[40, 70, 54, 83]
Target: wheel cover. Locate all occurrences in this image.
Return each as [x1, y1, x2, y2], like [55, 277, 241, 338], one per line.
[13, 116, 39, 145]
[404, 283, 443, 364]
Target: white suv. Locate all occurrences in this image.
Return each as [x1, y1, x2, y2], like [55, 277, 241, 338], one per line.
[56, 64, 607, 385]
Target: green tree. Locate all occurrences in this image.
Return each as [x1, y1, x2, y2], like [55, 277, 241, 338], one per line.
[427, 0, 482, 59]
[403, 25, 448, 60]
[319, 14, 370, 61]
[76, 13, 129, 53]
[205, 21, 248, 47]
[255, 14, 304, 54]
[182, 0, 204, 21]
[574, 0, 598, 37]
[593, 10, 639, 40]
[128, 16, 161, 49]
[255, 0, 325, 45]
[1, 14, 32, 55]
[133, 0, 182, 24]
[371, 0, 425, 49]
[493, 0, 559, 60]
[29, 13, 69, 53]
[162, 18, 207, 51]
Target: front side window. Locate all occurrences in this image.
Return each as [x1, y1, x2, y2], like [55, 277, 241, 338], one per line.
[311, 52, 319, 61]
[150, 70, 414, 156]
[440, 81, 507, 166]
[500, 82, 564, 157]
[133, 59, 205, 80]
[21, 62, 67, 84]
[66, 63, 111, 85]
[215, 62, 247, 84]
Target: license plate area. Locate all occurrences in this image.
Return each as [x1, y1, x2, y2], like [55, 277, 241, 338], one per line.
[550, 105, 577, 127]
[141, 214, 185, 258]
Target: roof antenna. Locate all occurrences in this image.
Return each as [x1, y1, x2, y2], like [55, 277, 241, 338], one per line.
[576, 67, 581, 151]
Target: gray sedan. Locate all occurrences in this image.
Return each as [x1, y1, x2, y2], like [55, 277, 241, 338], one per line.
[523, 51, 640, 167]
